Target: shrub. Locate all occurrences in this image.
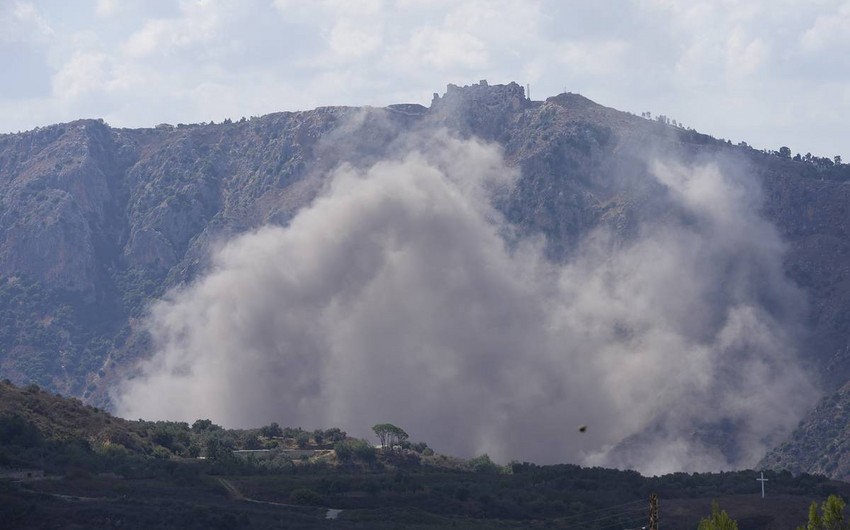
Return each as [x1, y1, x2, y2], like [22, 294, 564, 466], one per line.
[259, 422, 282, 438]
[296, 431, 310, 448]
[290, 488, 322, 505]
[469, 453, 500, 474]
[334, 439, 376, 463]
[323, 428, 347, 443]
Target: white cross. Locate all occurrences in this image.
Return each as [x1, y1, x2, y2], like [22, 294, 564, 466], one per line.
[756, 471, 768, 498]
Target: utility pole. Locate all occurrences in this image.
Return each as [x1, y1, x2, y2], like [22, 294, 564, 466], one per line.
[757, 471, 768, 498]
[649, 493, 659, 530]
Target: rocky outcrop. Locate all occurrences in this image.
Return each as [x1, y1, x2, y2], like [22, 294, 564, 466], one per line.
[429, 80, 530, 140]
[760, 379, 850, 480]
[0, 120, 121, 295]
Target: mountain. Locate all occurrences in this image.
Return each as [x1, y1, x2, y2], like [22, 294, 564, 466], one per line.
[1, 81, 850, 475]
[760, 380, 850, 479]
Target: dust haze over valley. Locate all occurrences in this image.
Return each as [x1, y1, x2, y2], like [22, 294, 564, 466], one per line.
[115, 110, 818, 475]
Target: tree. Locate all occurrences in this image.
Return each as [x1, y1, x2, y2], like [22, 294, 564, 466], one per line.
[836, 155, 843, 166]
[469, 453, 500, 473]
[372, 423, 409, 451]
[698, 501, 739, 530]
[799, 495, 850, 530]
[192, 419, 214, 432]
[323, 427, 347, 443]
[779, 146, 792, 158]
[259, 422, 282, 438]
[205, 437, 234, 461]
[242, 432, 262, 450]
[334, 439, 376, 463]
[295, 431, 310, 448]
[290, 488, 322, 505]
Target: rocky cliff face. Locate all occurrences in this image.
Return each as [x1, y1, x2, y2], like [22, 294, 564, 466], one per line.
[760, 379, 850, 480]
[1, 81, 849, 474]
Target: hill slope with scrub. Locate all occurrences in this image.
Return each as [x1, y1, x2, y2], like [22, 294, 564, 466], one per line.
[2, 381, 850, 530]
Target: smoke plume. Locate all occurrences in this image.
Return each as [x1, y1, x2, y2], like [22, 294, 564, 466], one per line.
[115, 131, 816, 474]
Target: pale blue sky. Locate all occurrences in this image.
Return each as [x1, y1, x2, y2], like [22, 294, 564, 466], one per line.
[1, 0, 848, 157]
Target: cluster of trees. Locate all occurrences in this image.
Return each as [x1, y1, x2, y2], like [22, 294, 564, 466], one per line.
[636, 112, 845, 175]
[699, 502, 739, 530]
[698, 495, 849, 530]
[333, 438, 376, 463]
[640, 111, 687, 129]
[372, 423, 409, 451]
[776, 146, 843, 168]
[801, 495, 850, 530]
[254, 422, 346, 448]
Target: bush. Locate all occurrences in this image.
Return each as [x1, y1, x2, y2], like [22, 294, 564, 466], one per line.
[351, 439, 376, 463]
[0, 415, 42, 447]
[191, 419, 214, 432]
[242, 433, 262, 450]
[151, 429, 174, 450]
[290, 488, 322, 505]
[469, 453, 500, 474]
[334, 439, 376, 463]
[334, 440, 353, 462]
[296, 431, 310, 448]
[323, 428, 347, 443]
[259, 422, 282, 438]
[152, 446, 172, 459]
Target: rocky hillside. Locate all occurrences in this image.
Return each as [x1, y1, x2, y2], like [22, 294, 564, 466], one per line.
[760, 379, 850, 480]
[1, 81, 850, 475]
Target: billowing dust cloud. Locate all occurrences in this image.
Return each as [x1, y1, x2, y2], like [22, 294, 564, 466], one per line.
[115, 131, 816, 474]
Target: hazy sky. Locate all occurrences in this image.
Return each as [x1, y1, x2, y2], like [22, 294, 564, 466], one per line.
[1, 0, 847, 157]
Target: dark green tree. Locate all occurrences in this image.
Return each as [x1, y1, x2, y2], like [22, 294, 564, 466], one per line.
[259, 422, 282, 438]
[290, 488, 322, 505]
[191, 419, 214, 432]
[372, 423, 409, 451]
[295, 431, 310, 448]
[323, 427, 346, 443]
[334, 439, 375, 463]
[205, 437, 234, 461]
[698, 501, 739, 530]
[799, 495, 850, 530]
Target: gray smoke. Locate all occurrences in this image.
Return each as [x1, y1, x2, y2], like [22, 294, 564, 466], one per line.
[114, 131, 816, 474]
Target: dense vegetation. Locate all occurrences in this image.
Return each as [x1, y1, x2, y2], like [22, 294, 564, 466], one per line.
[2, 380, 849, 529]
